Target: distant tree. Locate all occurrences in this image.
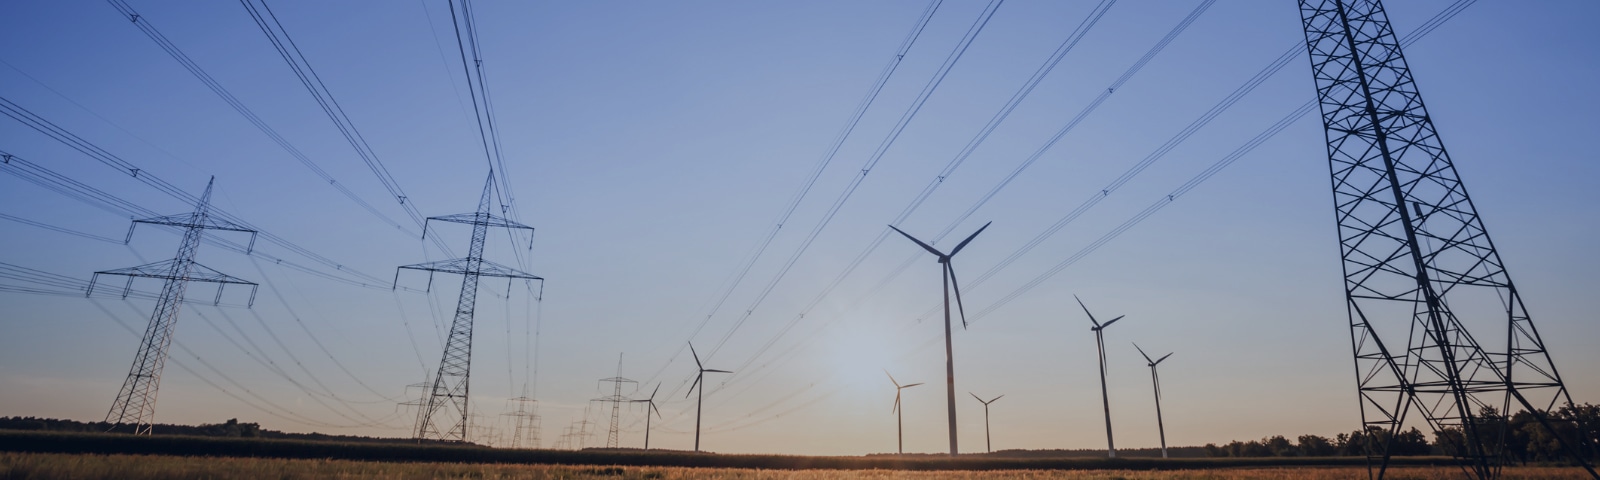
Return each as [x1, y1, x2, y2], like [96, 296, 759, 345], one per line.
[1264, 435, 1295, 457]
[1390, 427, 1432, 456]
[1297, 434, 1336, 457]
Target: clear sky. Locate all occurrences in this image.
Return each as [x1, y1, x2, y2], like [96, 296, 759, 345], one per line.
[1, 0, 1596, 456]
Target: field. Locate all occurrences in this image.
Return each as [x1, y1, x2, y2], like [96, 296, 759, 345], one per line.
[2, 431, 1593, 479]
[1, 452, 1593, 479]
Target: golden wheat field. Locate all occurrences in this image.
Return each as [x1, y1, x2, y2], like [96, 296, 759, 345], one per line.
[0, 452, 1590, 480]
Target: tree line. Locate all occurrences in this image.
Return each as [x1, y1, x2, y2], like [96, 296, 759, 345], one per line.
[1204, 404, 1600, 462]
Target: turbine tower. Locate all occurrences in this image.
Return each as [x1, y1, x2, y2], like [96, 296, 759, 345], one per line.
[886, 371, 923, 455]
[593, 353, 636, 449]
[969, 392, 1003, 454]
[1133, 343, 1172, 459]
[88, 178, 258, 435]
[1076, 295, 1124, 458]
[890, 221, 990, 456]
[397, 171, 542, 443]
[1299, 1, 1594, 478]
[630, 383, 662, 450]
[686, 342, 730, 453]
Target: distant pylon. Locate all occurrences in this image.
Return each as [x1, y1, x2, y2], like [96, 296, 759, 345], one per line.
[397, 171, 542, 443]
[592, 353, 636, 449]
[88, 177, 258, 435]
[503, 390, 540, 449]
[1299, 1, 1595, 478]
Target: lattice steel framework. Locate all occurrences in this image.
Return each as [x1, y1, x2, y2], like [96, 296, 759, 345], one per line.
[1299, 1, 1592, 478]
[88, 178, 258, 435]
[398, 172, 541, 443]
[592, 354, 636, 449]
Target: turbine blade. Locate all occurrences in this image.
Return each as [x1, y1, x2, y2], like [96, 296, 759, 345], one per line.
[885, 370, 900, 388]
[989, 394, 1004, 404]
[889, 224, 943, 257]
[686, 374, 701, 399]
[903, 383, 923, 388]
[689, 342, 703, 369]
[1133, 342, 1153, 364]
[704, 369, 732, 374]
[892, 394, 900, 414]
[650, 383, 661, 401]
[948, 221, 991, 256]
[651, 402, 662, 418]
[1156, 352, 1174, 364]
[1101, 314, 1125, 329]
[1075, 295, 1100, 327]
[947, 264, 969, 329]
[970, 392, 982, 402]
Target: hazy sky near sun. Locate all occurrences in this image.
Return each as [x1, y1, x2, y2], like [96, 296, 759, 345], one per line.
[1, 0, 1597, 455]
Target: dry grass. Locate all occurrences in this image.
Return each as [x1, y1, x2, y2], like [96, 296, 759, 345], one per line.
[0, 452, 1590, 480]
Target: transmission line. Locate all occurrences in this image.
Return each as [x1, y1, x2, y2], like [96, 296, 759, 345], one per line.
[639, 0, 945, 389]
[677, 0, 1478, 429]
[104, 0, 419, 237]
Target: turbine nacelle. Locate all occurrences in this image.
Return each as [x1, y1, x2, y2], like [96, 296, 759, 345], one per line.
[1134, 342, 1173, 367]
[1076, 295, 1124, 332]
[889, 221, 990, 329]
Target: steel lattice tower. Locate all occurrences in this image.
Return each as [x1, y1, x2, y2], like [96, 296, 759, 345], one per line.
[398, 171, 541, 443]
[592, 354, 636, 449]
[88, 178, 258, 435]
[1299, 1, 1593, 478]
[503, 392, 540, 449]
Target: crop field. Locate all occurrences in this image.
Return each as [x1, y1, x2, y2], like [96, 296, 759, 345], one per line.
[1, 452, 1592, 480]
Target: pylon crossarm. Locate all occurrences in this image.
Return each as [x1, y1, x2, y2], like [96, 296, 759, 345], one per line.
[397, 258, 541, 280]
[426, 212, 534, 231]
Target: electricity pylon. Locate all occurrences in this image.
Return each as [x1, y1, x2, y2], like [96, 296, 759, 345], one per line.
[88, 178, 257, 435]
[397, 171, 542, 443]
[503, 392, 540, 449]
[1299, 1, 1594, 478]
[592, 353, 636, 449]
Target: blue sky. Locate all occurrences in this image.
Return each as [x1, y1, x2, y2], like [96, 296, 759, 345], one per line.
[1, 0, 1597, 455]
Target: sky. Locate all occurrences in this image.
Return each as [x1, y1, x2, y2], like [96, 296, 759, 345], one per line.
[1, 0, 1597, 456]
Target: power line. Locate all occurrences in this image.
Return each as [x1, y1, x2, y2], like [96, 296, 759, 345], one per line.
[103, 0, 419, 237]
[640, 0, 946, 390]
[675, 0, 1478, 430]
[696, 0, 1006, 372]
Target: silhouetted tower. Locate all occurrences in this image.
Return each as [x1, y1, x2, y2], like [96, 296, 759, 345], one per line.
[1075, 295, 1124, 459]
[630, 384, 662, 450]
[890, 221, 990, 456]
[1133, 344, 1172, 459]
[503, 392, 540, 449]
[1299, 1, 1594, 478]
[593, 353, 636, 449]
[88, 178, 258, 435]
[969, 392, 1003, 453]
[397, 171, 541, 443]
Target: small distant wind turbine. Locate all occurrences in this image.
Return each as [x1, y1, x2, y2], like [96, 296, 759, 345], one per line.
[890, 221, 990, 456]
[886, 371, 924, 455]
[630, 383, 662, 450]
[969, 392, 1004, 453]
[1134, 343, 1174, 458]
[686, 342, 730, 453]
[1077, 295, 1125, 459]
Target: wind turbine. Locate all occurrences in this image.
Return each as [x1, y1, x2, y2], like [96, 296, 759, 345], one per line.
[969, 392, 1004, 453]
[686, 342, 730, 453]
[1134, 343, 1174, 458]
[1076, 295, 1125, 458]
[630, 383, 662, 450]
[890, 221, 989, 456]
[886, 371, 924, 455]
